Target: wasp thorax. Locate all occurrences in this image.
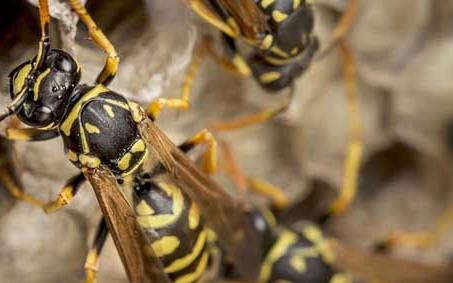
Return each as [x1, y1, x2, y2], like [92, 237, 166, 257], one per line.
[8, 49, 81, 127]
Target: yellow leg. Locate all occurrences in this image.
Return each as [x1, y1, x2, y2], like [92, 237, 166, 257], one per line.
[179, 129, 218, 174]
[0, 168, 45, 208]
[84, 218, 108, 283]
[375, 206, 453, 251]
[317, 0, 360, 58]
[68, 0, 119, 86]
[247, 177, 290, 210]
[6, 127, 59, 141]
[43, 173, 85, 213]
[209, 99, 290, 132]
[146, 98, 190, 121]
[187, 0, 240, 38]
[328, 40, 363, 216]
[35, 0, 51, 70]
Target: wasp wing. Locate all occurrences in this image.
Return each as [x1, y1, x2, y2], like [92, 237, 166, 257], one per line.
[138, 118, 262, 281]
[217, 0, 268, 44]
[330, 240, 453, 283]
[83, 167, 171, 283]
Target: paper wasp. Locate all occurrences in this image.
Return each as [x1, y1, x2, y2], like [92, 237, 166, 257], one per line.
[0, 0, 264, 282]
[174, 0, 364, 225]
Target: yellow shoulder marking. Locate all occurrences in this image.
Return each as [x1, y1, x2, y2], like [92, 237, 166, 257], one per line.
[67, 150, 78, 162]
[118, 153, 132, 171]
[60, 85, 109, 136]
[272, 10, 288, 23]
[136, 200, 155, 215]
[261, 0, 276, 9]
[131, 139, 146, 153]
[188, 202, 201, 230]
[84, 123, 100, 134]
[33, 68, 51, 101]
[13, 63, 32, 94]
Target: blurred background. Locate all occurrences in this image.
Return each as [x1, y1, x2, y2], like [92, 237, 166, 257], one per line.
[0, 0, 452, 282]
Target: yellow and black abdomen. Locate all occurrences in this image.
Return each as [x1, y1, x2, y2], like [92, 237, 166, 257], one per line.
[133, 177, 211, 283]
[59, 84, 147, 177]
[259, 223, 351, 283]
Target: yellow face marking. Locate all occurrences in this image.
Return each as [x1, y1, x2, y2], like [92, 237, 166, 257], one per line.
[188, 202, 201, 230]
[12, 63, 32, 95]
[137, 183, 184, 229]
[164, 229, 207, 273]
[67, 150, 78, 162]
[103, 105, 115, 118]
[60, 85, 109, 136]
[293, 0, 301, 9]
[303, 225, 323, 242]
[84, 123, 101, 134]
[259, 230, 298, 282]
[131, 139, 146, 153]
[330, 273, 353, 283]
[291, 47, 299, 55]
[233, 55, 252, 77]
[118, 153, 132, 171]
[33, 68, 51, 101]
[289, 255, 306, 273]
[150, 236, 180, 257]
[136, 200, 155, 215]
[261, 0, 276, 9]
[260, 34, 274, 50]
[173, 251, 209, 283]
[272, 10, 289, 23]
[259, 72, 281, 83]
[78, 154, 101, 168]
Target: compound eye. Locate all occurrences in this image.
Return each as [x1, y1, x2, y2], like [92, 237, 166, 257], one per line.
[32, 106, 53, 124]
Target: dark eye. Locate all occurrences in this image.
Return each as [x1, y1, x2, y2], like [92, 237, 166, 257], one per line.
[52, 86, 58, 92]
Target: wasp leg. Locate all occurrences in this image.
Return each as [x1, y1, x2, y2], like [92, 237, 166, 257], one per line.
[68, 0, 119, 86]
[35, 0, 51, 70]
[0, 167, 45, 207]
[317, 0, 359, 58]
[219, 140, 290, 209]
[325, 40, 363, 219]
[6, 127, 59, 141]
[209, 98, 290, 132]
[178, 129, 218, 174]
[374, 206, 453, 252]
[43, 172, 86, 213]
[187, 0, 240, 38]
[85, 217, 108, 283]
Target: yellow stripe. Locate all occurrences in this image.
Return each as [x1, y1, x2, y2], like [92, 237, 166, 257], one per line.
[84, 123, 100, 134]
[289, 255, 306, 273]
[131, 139, 146, 153]
[104, 99, 130, 110]
[103, 105, 115, 118]
[260, 34, 274, 50]
[67, 150, 78, 162]
[60, 85, 109, 136]
[151, 236, 180, 257]
[136, 200, 155, 215]
[137, 183, 184, 229]
[272, 11, 288, 22]
[118, 153, 132, 171]
[79, 124, 90, 154]
[271, 46, 290, 58]
[173, 251, 209, 283]
[164, 229, 207, 273]
[293, 0, 301, 9]
[261, 0, 275, 8]
[33, 68, 51, 101]
[188, 202, 200, 230]
[259, 230, 298, 283]
[78, 154, 101, 168]
[120, 148, 147, 177]
[259, 72, 281, 83]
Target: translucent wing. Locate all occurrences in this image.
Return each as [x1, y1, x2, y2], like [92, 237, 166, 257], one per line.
[83, 167, 171, 283]
[330, 240, 453, 283]
[217, 0, 268, 44]
[138, 118, 262, 281]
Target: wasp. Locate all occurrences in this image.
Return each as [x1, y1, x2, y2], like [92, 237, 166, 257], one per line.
[1, 0, 265, 282]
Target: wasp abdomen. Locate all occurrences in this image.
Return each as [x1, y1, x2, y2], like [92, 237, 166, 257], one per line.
[134, 180, 211, 283]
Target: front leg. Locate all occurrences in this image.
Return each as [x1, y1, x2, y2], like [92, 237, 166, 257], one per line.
[43, 172, 86, 213]
[6, 127, 59, 141]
